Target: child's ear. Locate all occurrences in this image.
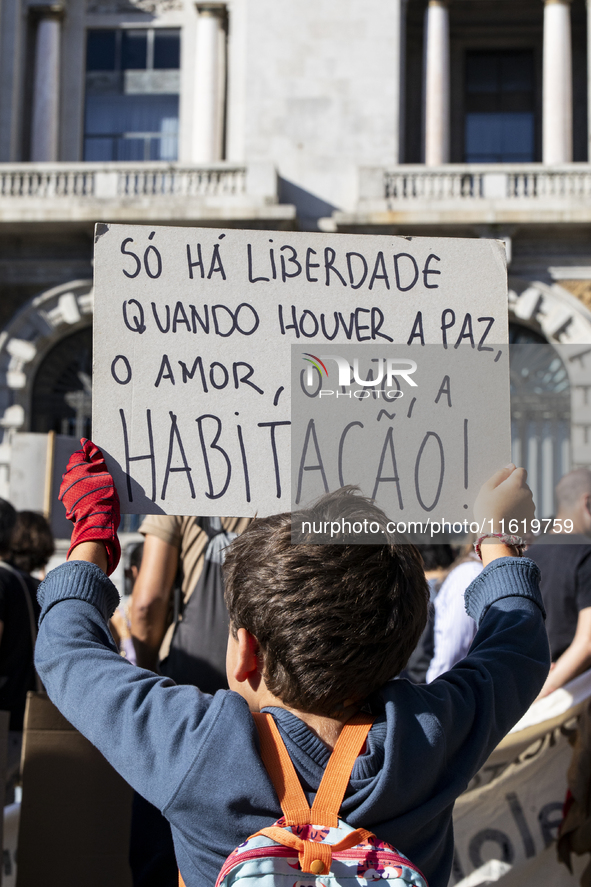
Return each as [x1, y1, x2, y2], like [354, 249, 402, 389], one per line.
[233, 628, 260, 683]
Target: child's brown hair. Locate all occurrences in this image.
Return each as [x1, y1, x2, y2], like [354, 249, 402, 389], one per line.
[224, 488, 428, 716]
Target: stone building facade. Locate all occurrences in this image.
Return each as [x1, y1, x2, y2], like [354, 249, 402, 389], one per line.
[0, 0, 590, 515]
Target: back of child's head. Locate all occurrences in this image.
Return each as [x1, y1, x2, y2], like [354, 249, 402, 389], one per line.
[224, 487, 428, 717]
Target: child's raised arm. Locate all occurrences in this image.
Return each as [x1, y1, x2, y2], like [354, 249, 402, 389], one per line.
[473, 464, 534, 566]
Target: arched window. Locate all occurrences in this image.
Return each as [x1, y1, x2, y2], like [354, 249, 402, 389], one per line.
[31, 327, 93, 439]
[510, 322, 570, 517]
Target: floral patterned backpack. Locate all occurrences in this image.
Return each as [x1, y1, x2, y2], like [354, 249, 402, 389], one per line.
[210, 712, 429, 887]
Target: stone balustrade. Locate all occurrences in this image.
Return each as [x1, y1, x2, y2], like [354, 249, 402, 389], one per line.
[0, 161, 295, 225]
[334, 164, 591, 227]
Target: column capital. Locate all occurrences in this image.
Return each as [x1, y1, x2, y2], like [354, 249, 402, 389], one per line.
[195, 2, 226, 16]
[28, 2, 65, 18]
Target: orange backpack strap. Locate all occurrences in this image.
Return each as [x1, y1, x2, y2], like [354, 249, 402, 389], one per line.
[253, 711, 374, 829]
[310, 712, 374, 827]
[253, 712, 311, 825]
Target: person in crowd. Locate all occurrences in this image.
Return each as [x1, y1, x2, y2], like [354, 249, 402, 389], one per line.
[527, 468, 591, 697]
[38, 441, 549, 887]
[110, 542, 144, 664]
[9, 510, 54, 579]
[426, 544, 483, 682]
[402, 544, 455, 683]
[131, 515, 250, 687]
[0, 504, 47, 802]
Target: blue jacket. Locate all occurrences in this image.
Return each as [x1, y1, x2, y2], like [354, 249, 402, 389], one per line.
[35, 557, 549, 887]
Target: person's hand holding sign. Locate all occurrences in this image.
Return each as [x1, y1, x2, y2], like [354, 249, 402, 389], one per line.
[473, 464, 535, 567]
[59, 439, 121, 576]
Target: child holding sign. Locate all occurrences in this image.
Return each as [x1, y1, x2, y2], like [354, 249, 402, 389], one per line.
[36, 440, 549, 887]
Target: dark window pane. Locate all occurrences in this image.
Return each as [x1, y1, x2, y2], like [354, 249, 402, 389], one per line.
[465, 112, 534, 163]
[466, 53, 499, 94]
[84, 136, 115, 161]
[122, 30, 147, 69]
[500, 53, 533, 93]
[86, 30, 116, 71]
[154, 29, 180, 69]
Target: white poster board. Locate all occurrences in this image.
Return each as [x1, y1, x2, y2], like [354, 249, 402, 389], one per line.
[92, 225, 509, 517]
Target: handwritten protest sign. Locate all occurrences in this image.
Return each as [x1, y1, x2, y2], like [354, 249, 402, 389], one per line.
[92, 225, 509, 517]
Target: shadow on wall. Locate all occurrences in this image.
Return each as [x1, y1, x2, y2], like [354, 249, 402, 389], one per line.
[278, 178, 337, 232]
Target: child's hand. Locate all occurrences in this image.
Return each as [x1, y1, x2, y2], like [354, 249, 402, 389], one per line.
[59, 438, 121, 575]
[474, 464, 535, 535]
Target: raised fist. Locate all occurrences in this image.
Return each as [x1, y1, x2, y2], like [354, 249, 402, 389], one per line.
[59, 439, 121, 576]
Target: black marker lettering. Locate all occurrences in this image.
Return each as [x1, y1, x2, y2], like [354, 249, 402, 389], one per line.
[280, 245, 302, 282]
[454, 313, 475, 348]
[121, 238, 141, 278]
[161, 411, 195, 500]
[119, 408, 156, 502]
[151, 302, 170, 333]
[299, 309, 319, 338]
[423, 253, 441, 289]
[207, 243, 226, 280]
[247, 244, 269, 283]
[123, 299, 146, 334]
[355, 308, 371, 342]
[186, 243, 204, 279]
[346, 252, 368, 290]
[306, 247, 320, 283]
[233, 362, 264, 395]
[477, 317, 495, 351]
[435, 375, 452, 406]
[155, 354, 175, 387]
[144, 242, 162, 279]
[393, 253, 419, 291]
[371, 427, 403, 508]
[259, 421, 290, 498]
[371, 307, 393, 342]
[407, 311, 425, 345]
[173, 301, 191, 333]
[324, 248, 347, 287]
[190, 304, 210, 334]
[415, 432, 444, 512]
[178, 356, 208, 390]
[196, 414, 232, 499]
[368, 251, 390, 290]
[441, 309, 456, 348]
[320, 312, 339, 340]
[295, 419, 329, 503]
[338, 421, 364, 486]
[111, 355, 132, 385]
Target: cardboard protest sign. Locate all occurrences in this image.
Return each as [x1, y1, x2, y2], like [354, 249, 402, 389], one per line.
[92, 225, 509, 517]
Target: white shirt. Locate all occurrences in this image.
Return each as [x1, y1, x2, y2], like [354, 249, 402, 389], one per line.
[426, 557, 483, 683]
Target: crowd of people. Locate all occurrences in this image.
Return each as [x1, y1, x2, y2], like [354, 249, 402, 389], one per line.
[3, 454, 591, 886]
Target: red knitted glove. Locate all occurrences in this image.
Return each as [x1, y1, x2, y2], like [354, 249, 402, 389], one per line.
[59, 439, 121, 576]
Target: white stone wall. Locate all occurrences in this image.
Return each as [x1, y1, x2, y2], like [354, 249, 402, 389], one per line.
[227, 0, 403, 218]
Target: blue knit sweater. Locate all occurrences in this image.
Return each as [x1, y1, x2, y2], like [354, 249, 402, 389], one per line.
[35, 557, 549, 887]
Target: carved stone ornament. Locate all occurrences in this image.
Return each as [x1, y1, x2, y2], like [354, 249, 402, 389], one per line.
[86, 0, 183, 15]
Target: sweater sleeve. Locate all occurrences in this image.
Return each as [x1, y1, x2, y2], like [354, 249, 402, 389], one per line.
[35, 560, 222, 812]
[402, 556, 551, 792]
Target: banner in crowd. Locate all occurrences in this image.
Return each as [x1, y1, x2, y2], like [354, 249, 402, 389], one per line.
[452, 670, 591, 887]
[92, 225, 509, 516]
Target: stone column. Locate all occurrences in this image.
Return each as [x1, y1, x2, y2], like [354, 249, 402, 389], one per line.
[543, 0, 573, 164]
[423, 0, 450, 166]
[30, 5, 63, 162]
[393, 0, 408, 164]
[193, 4, 226, 162]
[587, 0, 591, 160]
